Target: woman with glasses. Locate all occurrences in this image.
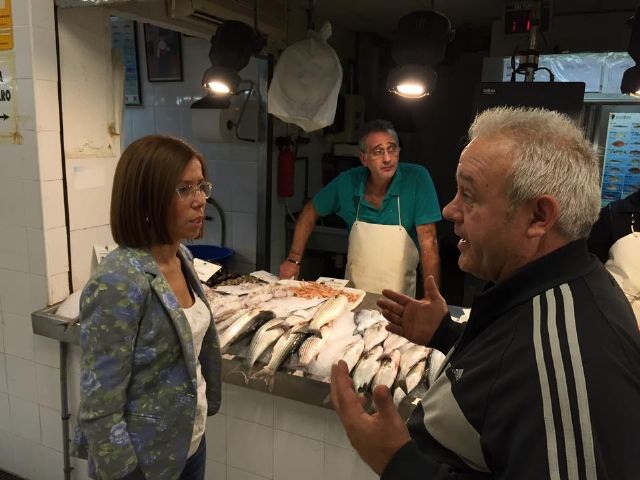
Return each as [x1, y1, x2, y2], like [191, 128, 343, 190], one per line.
[74, 135, 221, 480]
[279, 119, 442, 298]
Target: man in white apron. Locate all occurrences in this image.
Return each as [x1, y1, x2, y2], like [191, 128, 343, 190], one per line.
[279, 119, 442, 297]
[588, 189, 640, 327]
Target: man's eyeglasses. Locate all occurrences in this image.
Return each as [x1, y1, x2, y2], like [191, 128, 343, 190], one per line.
[366, 144, 400, 159]
[175, 181, 213, 200]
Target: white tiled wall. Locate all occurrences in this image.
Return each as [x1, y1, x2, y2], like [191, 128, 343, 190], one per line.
[58, 6, 120, 293]
[0, 0, 71, 478]
[123, 29, 264, 273]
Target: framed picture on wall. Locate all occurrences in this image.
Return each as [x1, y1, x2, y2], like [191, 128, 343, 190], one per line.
[143, 24, 183, 82]
[111, 17, 142, 105]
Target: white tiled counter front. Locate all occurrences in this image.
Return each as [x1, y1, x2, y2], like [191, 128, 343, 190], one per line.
[206, 384, 377, 480]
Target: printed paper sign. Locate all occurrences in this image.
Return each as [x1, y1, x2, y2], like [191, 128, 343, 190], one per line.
[193, 258, 222, 283]
[0, 51, 17, 142]
[0, 0, 12, 50]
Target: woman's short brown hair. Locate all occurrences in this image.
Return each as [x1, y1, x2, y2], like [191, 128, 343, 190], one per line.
[111, 135, 207, 248]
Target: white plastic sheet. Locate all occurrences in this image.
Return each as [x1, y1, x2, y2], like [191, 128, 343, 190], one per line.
[267, 22, 343, 132]
[501, 52, 634, 93]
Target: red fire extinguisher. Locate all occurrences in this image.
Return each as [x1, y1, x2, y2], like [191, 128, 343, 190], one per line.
[276, 137, 295, 197]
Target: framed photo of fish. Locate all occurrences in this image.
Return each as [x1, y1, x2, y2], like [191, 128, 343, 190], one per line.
[143, 24, 183, 82]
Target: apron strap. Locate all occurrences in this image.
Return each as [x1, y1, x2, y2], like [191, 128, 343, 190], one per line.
[632, 213, 636, 234]
[396, 196, 401, 226]
[355, 197, 362, 221]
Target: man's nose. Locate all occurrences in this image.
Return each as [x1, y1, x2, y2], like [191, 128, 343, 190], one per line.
[442, 197, 460, 222]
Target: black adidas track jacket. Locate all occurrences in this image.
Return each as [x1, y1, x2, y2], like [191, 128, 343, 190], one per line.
[382, 240, 640, 480]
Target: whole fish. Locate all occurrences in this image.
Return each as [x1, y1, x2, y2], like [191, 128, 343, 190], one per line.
[212, 299, 244, 322]
[339, 336, 365, 373]
[383, 334, 410, 353]
[244, 319, 286, 371]
[252, 324, 311, 391]
[393, 386, 407, 407]
[427, 349, 447, 388]
[405, 359, 426, 393]
[208, 293, 240, 311]
[292, 306, 318, 320]
[309, 295, 349, 332]
[272, 286, 293, 298]
[354, 309, 385, 333]
[243, 292, 274, 308]
[399, 345, 431, 380]
[352, 346, 384, 393]
[282, 313, 310, 329]
[399, 341, 415, 353]
[215, 307, 252, 332]
[218, 309, 275, 352]
[372, 350, 401, 392]
[297, 325, 332, 368]
[363, 322, 390, 352]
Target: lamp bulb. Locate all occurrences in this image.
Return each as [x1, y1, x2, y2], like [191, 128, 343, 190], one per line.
[207, 81, 231, 95]
[396, 83, 427, 97]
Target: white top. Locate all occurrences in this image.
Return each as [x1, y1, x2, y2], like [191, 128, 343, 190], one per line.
[182, 294, 211, 457]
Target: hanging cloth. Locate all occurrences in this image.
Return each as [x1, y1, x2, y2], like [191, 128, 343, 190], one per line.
[605, 213, 640, 328]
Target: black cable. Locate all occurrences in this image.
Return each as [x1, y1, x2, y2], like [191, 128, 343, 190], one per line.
[536, 67, 555, 82]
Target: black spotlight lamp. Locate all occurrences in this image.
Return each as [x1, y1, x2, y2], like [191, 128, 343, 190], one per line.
[388, 10, 454, 98]
[621, 6, 640, 97]
[621, 66, 640, 97]
[194, 20, 265, 104]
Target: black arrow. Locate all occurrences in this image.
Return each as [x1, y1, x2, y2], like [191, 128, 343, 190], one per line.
[0, 114, 8, 121]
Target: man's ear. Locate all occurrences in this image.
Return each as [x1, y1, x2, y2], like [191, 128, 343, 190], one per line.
[359, 152, 367, 167]
[527, 195, 560, 238]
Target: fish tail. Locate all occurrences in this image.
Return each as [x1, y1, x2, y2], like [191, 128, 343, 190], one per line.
[251, 367, 276, 391]
[355, 382, 369, 394]
[237, 358, 257, 384]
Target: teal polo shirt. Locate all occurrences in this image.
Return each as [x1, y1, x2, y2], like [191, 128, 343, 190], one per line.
[312, 163, 442, 249]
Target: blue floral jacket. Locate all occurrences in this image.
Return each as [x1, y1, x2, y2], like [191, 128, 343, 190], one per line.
[75, 245, 221, 480]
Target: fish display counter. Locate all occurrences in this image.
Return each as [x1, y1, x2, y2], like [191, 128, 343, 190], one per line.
[30, 300, 367, 411]
[31, 280, 459, 416]
[32, 278, 465, 478]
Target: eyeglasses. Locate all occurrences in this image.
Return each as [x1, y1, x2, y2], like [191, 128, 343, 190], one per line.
[175, 181, 213, 200]
[365, 144, 400, 159]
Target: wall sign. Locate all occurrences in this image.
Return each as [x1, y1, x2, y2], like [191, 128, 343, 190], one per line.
[0, 0, 13, 51]
[111, 17, 142, 106]
[0, 51, 18, 143]
[601, 112, 640, 206]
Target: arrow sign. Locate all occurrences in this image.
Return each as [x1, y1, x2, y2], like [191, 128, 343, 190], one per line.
[0, 51, 18, 142]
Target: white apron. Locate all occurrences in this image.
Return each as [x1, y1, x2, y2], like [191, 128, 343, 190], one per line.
[605, 213, 640, 328]
[345, 196, 419, 297]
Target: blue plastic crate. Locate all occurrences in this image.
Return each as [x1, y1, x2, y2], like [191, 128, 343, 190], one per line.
[186, 245, 235, 270]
